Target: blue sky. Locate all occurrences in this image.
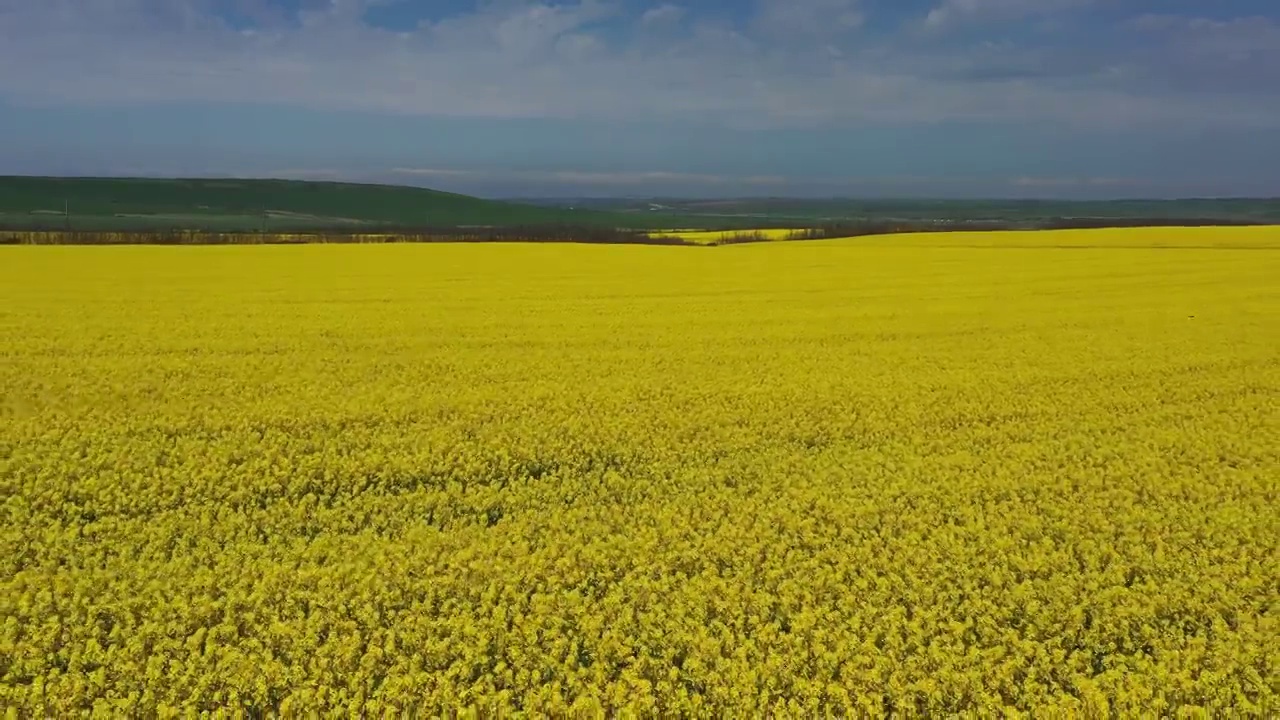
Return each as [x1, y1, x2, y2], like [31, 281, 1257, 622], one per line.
[1, 0, 1278, 198]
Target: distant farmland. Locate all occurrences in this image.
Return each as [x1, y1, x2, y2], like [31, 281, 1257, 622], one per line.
[534, 196, 1280, 226]
[3, 176, 1278, 237]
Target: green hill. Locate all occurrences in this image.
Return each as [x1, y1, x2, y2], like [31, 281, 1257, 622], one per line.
[0, 176, 630, 231]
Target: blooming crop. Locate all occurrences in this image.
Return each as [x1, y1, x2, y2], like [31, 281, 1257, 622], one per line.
[2, 228, 1277, 716]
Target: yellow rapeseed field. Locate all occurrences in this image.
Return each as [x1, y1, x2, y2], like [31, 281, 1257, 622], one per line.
[2, 228, 1278, 716]
[651, 227, 799, 244]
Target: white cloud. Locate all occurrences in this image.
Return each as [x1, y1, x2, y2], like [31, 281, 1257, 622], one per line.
[753, 0, 864, 37]
[1131, 14, 1280, 58]
[0, 1, 1275, 131]
[923, 0, 1093, 31]
[1123, 15, 1280, 95]
[640, 3, 684, 27]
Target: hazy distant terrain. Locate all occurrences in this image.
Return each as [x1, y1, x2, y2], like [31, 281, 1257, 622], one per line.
[0, 176, 631, 231]
[0, 176, 770, 232]
[2, 176, 1277, 235]
[519, 197, 1280, 226]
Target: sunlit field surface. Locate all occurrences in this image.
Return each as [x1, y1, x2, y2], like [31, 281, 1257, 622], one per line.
[651, 227, 799, 243]
[2, 228, 1278, 716]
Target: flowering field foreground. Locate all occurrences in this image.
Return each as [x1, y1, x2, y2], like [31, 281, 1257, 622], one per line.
[2, 228, 1278, 716]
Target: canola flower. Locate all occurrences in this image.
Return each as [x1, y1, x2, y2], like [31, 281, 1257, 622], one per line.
[2, 228, 1278, 716]
[648, 228, 799, 244]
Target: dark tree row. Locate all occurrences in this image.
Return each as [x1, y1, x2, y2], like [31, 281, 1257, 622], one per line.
[0, 225, 699, 246]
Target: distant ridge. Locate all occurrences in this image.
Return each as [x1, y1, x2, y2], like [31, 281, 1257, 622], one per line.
[3, 176, 1277, 235]
[0, 176, 627, 232]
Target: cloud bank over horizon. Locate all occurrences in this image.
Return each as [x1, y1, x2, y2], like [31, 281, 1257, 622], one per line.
[2, 0, 1278, 197]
